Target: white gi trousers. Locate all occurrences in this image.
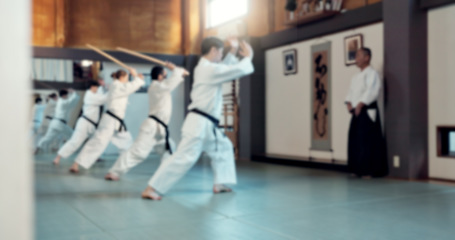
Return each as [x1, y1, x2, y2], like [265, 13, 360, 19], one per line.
[37, 119, 73, 151]
[57, 117, 97, 158]
[148, 112, 237, 194]
[108, 118, 175, 176]
[75, 113, 132, 169]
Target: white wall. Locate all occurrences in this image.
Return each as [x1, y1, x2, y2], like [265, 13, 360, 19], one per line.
[101, 62, 185, 155]
[428, 4, 455, 180]
[0, 0, 33, 239]
[265, 23, 384, 162]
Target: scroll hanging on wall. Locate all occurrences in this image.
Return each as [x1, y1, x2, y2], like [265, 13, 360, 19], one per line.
[311, 42, 332, 151]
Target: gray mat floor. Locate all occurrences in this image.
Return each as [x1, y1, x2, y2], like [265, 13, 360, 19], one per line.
[34, 153, 455, 240]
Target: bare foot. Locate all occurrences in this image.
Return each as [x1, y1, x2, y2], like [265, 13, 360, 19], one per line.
[34, 148, 40, 155]
[213, 184, 232, 194]
[104, 173, 120, 181]
[53, 155, 61, 165]
[141, 186, 162, 200]
[69, 163, 79, 174]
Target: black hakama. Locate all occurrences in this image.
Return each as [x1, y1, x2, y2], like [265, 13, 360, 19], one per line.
[348, 102, 388, 177]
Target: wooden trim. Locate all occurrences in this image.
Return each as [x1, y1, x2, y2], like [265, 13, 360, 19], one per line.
[33, 80, 148, 93]
[285, 11, 340, 27]
[260, 2, 383, 50]
[437, 126, 443, 157]
[181, 0, 190, 55]
[33, 80, 88, 91]
[436, 126, 455, 158]
[54, 0, 66, 47]
[421, 0, 455, 9]
[268, 0, 275, 33]
[429, 178, 455, 185]
[33, 47, 186, 65]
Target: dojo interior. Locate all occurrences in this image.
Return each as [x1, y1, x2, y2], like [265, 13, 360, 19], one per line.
[2, 0, 455, 239]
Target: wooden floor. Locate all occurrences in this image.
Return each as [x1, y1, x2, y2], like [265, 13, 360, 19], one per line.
[35, 153, 455, 240]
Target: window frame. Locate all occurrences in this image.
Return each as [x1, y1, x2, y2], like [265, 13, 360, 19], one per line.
[205, 0, 250, 29]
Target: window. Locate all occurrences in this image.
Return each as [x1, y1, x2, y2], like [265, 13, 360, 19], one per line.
[206, 0, 248, 28]
[450, 131, 455, 155]
[437, 126, 455, 158]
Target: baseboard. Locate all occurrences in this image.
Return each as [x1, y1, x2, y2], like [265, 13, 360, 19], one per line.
[251, 154, 349, 173]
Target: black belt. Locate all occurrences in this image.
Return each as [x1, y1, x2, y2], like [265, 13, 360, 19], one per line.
[350, 101, 378, 114]
[82, 115, 98, 128]
[54, 118, 67, 124]
[106, 110, 127, 132]
[367, 101, 378, 109]
[45, 116, 53, 120]
[190, 109, 220, 126]
[149, 115, 172, 154]
[189, 109, 220, 151]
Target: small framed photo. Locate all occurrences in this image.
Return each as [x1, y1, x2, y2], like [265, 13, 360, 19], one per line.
[283, 49, 298, 75]
[344, 34, 363, 66]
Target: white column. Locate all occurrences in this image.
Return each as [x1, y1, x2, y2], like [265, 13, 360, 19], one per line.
[0, 0, 33, 239]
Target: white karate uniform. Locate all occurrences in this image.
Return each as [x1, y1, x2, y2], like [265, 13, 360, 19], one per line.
[148, 53, 254, 194]
[108, 68, 185, 176]
[345, 66, 381, 121]
[36, 99, 57, 138]
[57, 89, 108, 158]
[32, 103, 46, 134]
[75, 77, 145, 169]
[37, 92, 80, 151]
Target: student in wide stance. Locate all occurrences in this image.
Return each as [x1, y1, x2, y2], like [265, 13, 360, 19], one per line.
[104, 63, 186, 181]
[35, 93, 58, 147]
[53, 79, 108, 165]
[36, 89, 80, 153]
[69, 68, 145, 173]
[141, 37, 255, 200]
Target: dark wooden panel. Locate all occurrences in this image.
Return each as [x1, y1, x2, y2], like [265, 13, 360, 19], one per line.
[421, 0, 455, 9]
[183, 55, 200, 113]
[383, 0, 428, 179]
[33, 46, 186, 66]
[33, 80, 88, 91]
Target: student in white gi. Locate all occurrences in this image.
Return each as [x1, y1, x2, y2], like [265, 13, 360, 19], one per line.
[32, 96, 46, 134]
[36, 89, 80, 153]
[105, 63, 186, 181]
[141, 37, 255, 200]
[53, 80, 108, 165]
[69, 68, 145, 173]
[345, 47, 388, 178]
[35, 93, 58, 142]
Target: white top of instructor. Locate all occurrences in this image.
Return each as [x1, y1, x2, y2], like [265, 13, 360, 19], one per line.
[345, 47, 381, 120]
[189, 37, 255, 117]
[148, 64, 185, 124]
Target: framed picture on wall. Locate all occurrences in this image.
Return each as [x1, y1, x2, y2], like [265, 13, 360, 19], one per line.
[283, 49, 298, 75]
[344, 34, 363, 66]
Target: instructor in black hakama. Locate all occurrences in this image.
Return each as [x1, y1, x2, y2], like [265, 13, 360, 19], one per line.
[345, 48, 388, 178]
